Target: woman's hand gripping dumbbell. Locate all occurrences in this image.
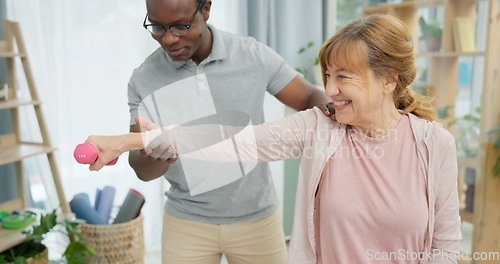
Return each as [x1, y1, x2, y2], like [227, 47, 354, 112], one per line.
[73, 117, 178, 171]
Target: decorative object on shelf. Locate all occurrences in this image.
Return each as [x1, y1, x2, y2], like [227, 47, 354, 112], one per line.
[0, 209, 96, 264]
[0, 83, 7, 100]
[419, 16, 442, 52]
[452, 16, 476, 52]
[1, 212, 36, 230]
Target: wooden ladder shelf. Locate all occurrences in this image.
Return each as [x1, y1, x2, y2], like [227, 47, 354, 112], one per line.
[0, 20, 70, 252]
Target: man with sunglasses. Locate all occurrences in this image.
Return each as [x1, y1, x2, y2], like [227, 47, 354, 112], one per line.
[128, 0, 333, 263]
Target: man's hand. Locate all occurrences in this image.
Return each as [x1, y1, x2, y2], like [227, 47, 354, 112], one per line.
[316, 102, 336, 120]
[136, 116, 178, 163]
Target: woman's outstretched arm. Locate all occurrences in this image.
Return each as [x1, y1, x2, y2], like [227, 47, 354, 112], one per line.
[84, 108, 323, 172]
[85, 132, 144, 171]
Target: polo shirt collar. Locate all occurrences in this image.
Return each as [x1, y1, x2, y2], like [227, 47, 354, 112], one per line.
[205, 24, 226, 62]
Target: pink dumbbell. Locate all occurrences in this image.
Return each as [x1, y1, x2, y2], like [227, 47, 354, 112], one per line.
[73, 143, 118, 165]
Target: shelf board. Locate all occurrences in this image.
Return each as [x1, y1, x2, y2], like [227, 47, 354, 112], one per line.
[0, 99, 42, 110]
[458, 157, 480, 168]
[0, 51, 27, 58]
[0, 204, 38, 253]
[416, 51, 485, 57]
[0, 142, 56, 166]
[364, 0, 445, 14]
[0, 199, 28, 252]
[0, 226, 29, 253]
[0, 199, 23, 214]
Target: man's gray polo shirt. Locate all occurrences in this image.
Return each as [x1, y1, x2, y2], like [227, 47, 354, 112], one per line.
[128, 25, 297, 224]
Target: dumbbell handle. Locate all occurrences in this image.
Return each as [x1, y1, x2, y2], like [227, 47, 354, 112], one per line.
[73, 143, 118, 165]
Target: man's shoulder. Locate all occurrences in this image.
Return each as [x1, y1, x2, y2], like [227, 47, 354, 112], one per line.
[131, 48, 168, 76]
[138, 48, 166, 68]
[213, 27, 263, 51]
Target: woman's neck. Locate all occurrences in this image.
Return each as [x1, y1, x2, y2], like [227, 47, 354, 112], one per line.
[352, 109, 402, 138]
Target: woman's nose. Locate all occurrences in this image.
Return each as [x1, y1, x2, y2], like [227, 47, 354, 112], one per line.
[325, 82, 340, 98]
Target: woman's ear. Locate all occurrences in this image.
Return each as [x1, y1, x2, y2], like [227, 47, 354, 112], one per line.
[382, 73, 398, 94]
[203, 1, 212, 21]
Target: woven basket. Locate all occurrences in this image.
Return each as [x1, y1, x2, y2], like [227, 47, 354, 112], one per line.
[80, 214, 144, 264]
[26, 248, 48, 264]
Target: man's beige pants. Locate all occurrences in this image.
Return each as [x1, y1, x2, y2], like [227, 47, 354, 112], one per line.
[161, 211, 287, 264]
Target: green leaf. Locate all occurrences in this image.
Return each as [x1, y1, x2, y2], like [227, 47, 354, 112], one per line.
[475, 107, 481, 114]
[494, 137, 500, 149]
[419, 16, 442, 38]
[0, 208, 97, 263]
[64, 240, 97, 264]
[13, 257, 27, 264]
[437, 105, 453, 120]
[494, 157, 500, 177]
[487, 126, 500, 136]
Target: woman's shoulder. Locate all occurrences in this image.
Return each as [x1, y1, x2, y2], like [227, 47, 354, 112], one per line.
[276, 107, 339, 135]
[297, 107, 338, 126]
[408, 113, 455, 148]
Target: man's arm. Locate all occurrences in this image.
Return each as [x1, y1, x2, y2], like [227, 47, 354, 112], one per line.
[128, 123, 172, 182]
[274, 75, 332, 112]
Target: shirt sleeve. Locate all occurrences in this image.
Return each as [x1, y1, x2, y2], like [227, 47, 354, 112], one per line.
[127, 70, 141, 126]
[428, 129, 462, 263]
[257, 42, 298, 96]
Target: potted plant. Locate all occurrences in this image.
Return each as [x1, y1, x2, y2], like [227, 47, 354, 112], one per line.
[419, 16, 443, 52]
[486, 122, 500, 178]
[0, 209, 96, 264]
[438, 105, 481, 158]
[296, 41, 322, 85]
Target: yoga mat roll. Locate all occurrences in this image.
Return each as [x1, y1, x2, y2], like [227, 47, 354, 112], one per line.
[70, 193, 106, 225]
[113, 189, 145, 224]
[95, 186, 116, 224]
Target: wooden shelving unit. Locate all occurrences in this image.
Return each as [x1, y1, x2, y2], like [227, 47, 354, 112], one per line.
[0, 99, 42, 110]
[0, 20, 70, 253]
[457, 157, 479, 224]
[363, 0, 500, 259]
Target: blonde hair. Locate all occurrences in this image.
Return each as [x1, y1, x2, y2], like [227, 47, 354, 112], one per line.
[318, 14, 436, 121]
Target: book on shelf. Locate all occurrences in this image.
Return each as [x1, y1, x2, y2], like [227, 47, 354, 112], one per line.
[452, 16, 476, 52]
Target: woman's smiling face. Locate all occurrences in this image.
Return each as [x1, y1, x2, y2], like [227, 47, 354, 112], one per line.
[324, 62, 386, 129]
